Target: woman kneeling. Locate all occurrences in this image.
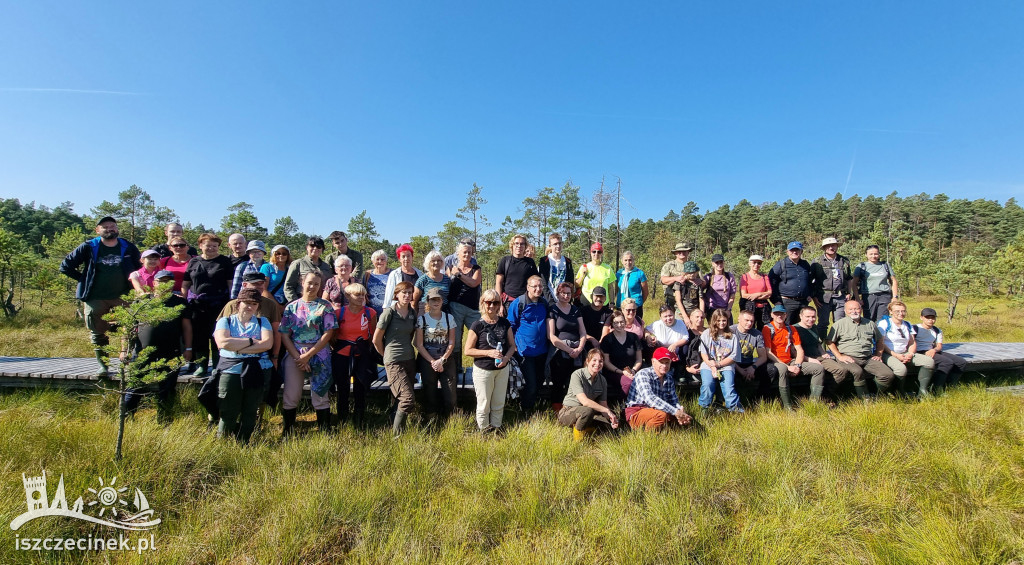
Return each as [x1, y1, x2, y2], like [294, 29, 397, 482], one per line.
[557, 349, 619, 440]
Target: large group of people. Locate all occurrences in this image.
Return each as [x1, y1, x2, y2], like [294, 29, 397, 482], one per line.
[59, 219, 970, 444]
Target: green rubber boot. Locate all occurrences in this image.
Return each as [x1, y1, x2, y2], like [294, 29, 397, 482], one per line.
[809, 385, 825, 402]
[94, 348, 108, 377]
[392, 410, 408, 439]
[779, 386, 794, 410]
[917, 366, 934, 399]
[854, 384, 870, 401]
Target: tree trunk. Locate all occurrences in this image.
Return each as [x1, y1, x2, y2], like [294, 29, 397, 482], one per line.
[115, 366, 127, 461]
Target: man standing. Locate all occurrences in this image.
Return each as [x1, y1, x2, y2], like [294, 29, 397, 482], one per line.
[730, 310, 770, 402]
[623, 347, 694, 430]
[826, 301, 895, 400]
[762, 304, 823, 409]
[325, 231, 364, 280]
[660, 242, 705, 316]
[227, 233, 248, 269]
[769, 241, 819, 325]
[575, 242, 616, 307]
[59, 216, 142, 374]
[811, 237, 854, 339]
[150, 222, 197, 257]
[794, 306, 850, 403]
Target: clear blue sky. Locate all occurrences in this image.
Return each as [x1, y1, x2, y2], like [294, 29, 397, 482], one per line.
[2, 1, 1022, 242]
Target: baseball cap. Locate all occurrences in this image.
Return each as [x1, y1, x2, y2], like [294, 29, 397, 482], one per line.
[771, 304, 787, 313]
[426, 287, 444, 300]
[683, 261, 698, 273]
[787, 241, 803, 251]
[920, 307, 938, 317]
[155, 270, 174, 280]
[711, 253, 725, 263]
[748, 254, 764, 262]
[673, 242, 693, 252]
[96, 216, 117, 225]
[591, 286, 606, 296]
[590, 242, 603, 252]
[140, 249, 159, 259]
[652, 347, 678, 362]
[242, 272, 267, 283]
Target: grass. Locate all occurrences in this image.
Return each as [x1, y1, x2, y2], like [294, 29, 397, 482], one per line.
[0, 385, 1022, 563]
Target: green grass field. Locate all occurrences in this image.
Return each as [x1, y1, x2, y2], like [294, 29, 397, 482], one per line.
[0, 386, 1022, 563]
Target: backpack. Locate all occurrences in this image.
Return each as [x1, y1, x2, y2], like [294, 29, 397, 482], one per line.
[765, 322, 795, 357]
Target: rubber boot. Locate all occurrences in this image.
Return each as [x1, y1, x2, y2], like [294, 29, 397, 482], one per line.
[932, 371, 948, 396]
[778, 386, 794, 410]
[572, 426, 596, 442]
[282, 408, 297, 437]
[392, 410, 408, 439]
[854, 384, 870, 401]
[916, 366, 934, 399]
[94, 348, 108, 377]
[809, 385, 825, 402]
[316, 409, 333, 433]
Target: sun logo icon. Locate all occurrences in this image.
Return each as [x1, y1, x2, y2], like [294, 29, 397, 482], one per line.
[87, 476, 129, 518]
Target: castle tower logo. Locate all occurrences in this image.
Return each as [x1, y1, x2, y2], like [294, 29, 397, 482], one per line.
[10, 470, 161, 531]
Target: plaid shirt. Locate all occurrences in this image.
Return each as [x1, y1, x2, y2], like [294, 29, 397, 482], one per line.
[231, 260, 263, 299]
[625, 366, 683, 414]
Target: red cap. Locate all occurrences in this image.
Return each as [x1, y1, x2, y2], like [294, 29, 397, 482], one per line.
[590, 242, 603, 252]
[652, 347, 678, 362]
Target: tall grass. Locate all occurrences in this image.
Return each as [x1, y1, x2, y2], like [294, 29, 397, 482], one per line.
[1, 386, 1021, 563]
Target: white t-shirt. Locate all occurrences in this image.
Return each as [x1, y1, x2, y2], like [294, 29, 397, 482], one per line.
[545, 254, 567, 296]
[645, 319, 689, 348]
[913, 325, 943, 352]
[417, 312, 455, 357]
[878, 317, 914, 354]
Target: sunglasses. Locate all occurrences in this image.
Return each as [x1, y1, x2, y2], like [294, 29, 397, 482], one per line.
[624, 308, 636, 313]
[591, 251, 602, 254]
[170, 243, 187, 248]
[484, 300, 500, 306]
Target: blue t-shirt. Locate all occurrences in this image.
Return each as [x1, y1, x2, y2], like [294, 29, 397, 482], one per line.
[615, 268, 648, 307]
[507, 297, 549, 357]
[414, 274, 451, 307]
[259, 263, 287, 304]
[215, 315, 271, 360]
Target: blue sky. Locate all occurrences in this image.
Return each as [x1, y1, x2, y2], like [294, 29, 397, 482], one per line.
[2, 1, 1022, 242]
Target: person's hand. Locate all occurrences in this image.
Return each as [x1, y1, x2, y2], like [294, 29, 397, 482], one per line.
[787, 364, 800, 375]
[925, 349, 936, 358]
[622, 366, 635, 378]
[645, 334, 657, 346]
[607, 412, 619, 429]
[495, 356, 509, 369]
[675, 409, 692, 426]
[271, 357, 279, 370]
[487, 349, 503, 360]
[807, 357, 822, 365]
[569, 346, 582, 359]
[686, 364, 700, 375]
[838, 354, 855, 364]
[870, 354, 882, 362]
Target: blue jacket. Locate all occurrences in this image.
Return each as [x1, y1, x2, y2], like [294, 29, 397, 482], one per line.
[59, 237, 142, 300]
[507, 296, 549, 357]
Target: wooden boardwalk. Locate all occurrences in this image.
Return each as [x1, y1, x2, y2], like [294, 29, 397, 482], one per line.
[1, 342, 1022, 390]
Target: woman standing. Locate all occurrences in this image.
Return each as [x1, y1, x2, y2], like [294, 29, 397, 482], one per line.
[373, 280, 419, 437]
[159, 237, 193, 293]
[260, 245, 291, 306]
[853, 245, 899, 322]
[279, 271, 337, 435]
[446, 241, 482, 376]
[213, 288, 273, 443]
[383, 244, 422, 310]
[181, 233, 235, 377]
[615, 251, 648, 317]
[414, 288, 457, 424]
[703, 254, 737, 323]
[413, 250, 452, 314]
[130, 250, 162, 295]
[600, 309, 643, 404]
[331, 283, 378, 429]
[547, 282, 588, 410]
[739, 254, 772, 330]
[363, 250, 391, 315]
[698, 308, 742, 413]
[465, 289, 516, 433]
[322, 254, 356, 309]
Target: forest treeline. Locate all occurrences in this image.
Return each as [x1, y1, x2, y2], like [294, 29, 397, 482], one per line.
[1, 184, 1023, 318]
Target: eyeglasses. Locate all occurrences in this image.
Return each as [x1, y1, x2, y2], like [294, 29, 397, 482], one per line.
[170, 243, 187, 248]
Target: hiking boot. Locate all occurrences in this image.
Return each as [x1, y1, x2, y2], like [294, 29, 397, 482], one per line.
[316, 409, 334, 433]
[282, 408, 297, 437]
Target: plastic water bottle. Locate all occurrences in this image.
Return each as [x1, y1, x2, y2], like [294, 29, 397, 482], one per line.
[495, 342, 503, 367]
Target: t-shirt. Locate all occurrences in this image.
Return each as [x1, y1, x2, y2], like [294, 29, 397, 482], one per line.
[229, 254, 249, 270]
[417, 311, 455, 358]
[576, 262, 615, 300]
[129, 267, 158, 291]
[762, 321, 801, 364]
[159, 256, 190, 292]
[877, 316, 915, 354]
[333, 306, 377, 356]
[794, 324, 826, 359]
[913, 325, 943, 352]
[448, 265, 481, 309]
[548, 304, 583, 342]
[216, 315, 271, 359]
[376, 306, 417, 364]
[259, 263, 288, 304]
[855, 262, 894, 294]
[543, 255, 568, 298]
[615, 268, 648, 307]
[495, 255, 538, 300]
[469, 317, 512, 370]
[562, 368, 608, 408]
[730, 324, 764, 365]
[580, 306, 612, 343]
[703, 272, 737, 310]
[364, 271, 389, 312]
[91, 244, 129, 300]
[645, 319, 688, 348]
[414, 274, 452, 307]
[136, 294, 188, 360]
[218, 295, 283, 324]
[184, 255, 234, 303]
[698, 330, 740, 371]
[601, 331, 641, 375]
[322, 276, 354, 309]
[507, 297, 548, 357]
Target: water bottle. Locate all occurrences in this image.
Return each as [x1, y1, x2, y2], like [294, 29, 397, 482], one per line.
[495, 342, 503, 367]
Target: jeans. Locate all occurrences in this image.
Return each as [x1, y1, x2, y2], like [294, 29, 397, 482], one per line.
[699, 367, 742, 411]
